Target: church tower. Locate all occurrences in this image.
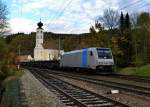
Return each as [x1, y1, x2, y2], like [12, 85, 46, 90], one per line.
[34, 21, 44, 60]
[36, 21, 44, 48]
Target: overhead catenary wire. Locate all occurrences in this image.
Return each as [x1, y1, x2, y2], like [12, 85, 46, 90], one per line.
[47, 0, 73, 33]
[50, 0, 73, 25]
[20, 0, 23, 33]
[119, 0, 144, 10]
[118, 0, 150, 14]
[48, 1, 69, 23]
[49, 0, 148, 34]
[137, 2, 150, 10]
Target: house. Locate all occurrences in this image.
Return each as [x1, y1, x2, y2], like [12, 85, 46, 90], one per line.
[16, 55, 33, 62]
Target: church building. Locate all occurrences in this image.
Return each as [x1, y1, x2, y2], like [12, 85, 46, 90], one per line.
[34, 21, 64, 61]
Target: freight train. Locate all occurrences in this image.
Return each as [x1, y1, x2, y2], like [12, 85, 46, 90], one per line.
[20, 47, 115, 72]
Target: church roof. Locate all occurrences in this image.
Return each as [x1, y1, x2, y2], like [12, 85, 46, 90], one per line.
[42, 41, 58, 49]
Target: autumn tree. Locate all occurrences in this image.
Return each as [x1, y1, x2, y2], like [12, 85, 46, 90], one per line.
[0, 1, 8, 35]
[133, 12, 150, 65]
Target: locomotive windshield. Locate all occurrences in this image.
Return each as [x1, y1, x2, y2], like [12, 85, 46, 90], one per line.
[97, 48, 112, 59]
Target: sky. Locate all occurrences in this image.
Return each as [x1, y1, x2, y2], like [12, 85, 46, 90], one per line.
[3, 0, 150, 34]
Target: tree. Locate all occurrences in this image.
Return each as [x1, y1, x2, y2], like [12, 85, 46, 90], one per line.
[137, 12, 150, 29]
[118, 12, 134, 66]
[125, 13, 131, 29]
[95, 20, 104, 32]
[130, 13, 138, 29]
[0, 38, 7, 61]
[0, 1, 8, 35]
[98, 8, 119, 47]
[89, 26, 96, 34]
[100, 8, 119, 30]
[120, 12, 124, 34]
[134, 12, 150, 65]
[119, 12, 131, 34]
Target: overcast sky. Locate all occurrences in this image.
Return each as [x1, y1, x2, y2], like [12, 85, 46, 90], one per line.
[4, 0, 150, 34]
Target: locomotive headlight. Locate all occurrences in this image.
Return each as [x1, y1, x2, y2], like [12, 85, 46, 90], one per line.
[99, 62, 103, 65]
[110, 62, 114, 65]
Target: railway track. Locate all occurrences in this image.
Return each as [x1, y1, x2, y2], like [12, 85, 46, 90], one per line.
[29, 68, 150, 99]
[109, 74, 150, 84]
[29, 68, 130, 107]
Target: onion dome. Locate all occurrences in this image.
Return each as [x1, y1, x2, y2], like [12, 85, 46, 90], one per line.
[37, 21, 43, 28]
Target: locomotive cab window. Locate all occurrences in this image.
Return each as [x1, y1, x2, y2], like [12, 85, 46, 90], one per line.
[97, 48, 112, 59]
[90, 51, 93, 56]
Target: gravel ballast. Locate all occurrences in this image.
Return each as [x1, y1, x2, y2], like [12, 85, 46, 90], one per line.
[20, 69, 65, 107]
[52, 73, 150, 107]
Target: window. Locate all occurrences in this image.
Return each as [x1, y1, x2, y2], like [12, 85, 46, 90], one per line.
[90, 51, 93, 56]
[97, 48, 112, 59]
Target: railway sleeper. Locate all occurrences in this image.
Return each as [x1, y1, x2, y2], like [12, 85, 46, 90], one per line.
[87, 102, 114, 107]
[83, 100, 107, 104]
[65, 90, 87, 94]
[73, 96, 97, 99]
[65, 102, 75, 106]
[78, 98, 101, 102]
[61, 99, 72, 103]
[70, 95, 95, 98]
[68, 93, 92, 96]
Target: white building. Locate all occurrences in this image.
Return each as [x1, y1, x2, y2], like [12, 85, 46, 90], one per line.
[34, 21, 64, 61]
[15, 55, 33, 62]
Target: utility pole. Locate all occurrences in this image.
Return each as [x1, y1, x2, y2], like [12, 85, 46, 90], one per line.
[58, 35, 61, 59]
[17, 44, 21, 70]
[135, 38, 138, 71]
[18, 45, 21, 57]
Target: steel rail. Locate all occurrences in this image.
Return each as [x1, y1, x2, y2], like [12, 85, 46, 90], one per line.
[29, 68, 130, 107]
[37, 68, 150, 98]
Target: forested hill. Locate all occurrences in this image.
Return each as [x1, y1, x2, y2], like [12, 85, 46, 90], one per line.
[5, 32, 89, 57]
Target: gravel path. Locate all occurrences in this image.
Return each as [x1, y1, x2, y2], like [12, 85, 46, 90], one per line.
[20, 69, 65, 107]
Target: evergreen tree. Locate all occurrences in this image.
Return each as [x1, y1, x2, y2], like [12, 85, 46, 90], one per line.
[125, 13, 131, 29]
[120, 12, 124, 34]
[123, 13, 133, 66]
[118, 12, 134, 66]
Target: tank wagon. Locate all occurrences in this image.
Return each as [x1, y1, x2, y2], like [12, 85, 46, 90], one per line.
[60, 47, 114, 72]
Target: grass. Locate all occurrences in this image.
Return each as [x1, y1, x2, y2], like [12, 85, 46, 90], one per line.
[0, 66, 24, 107]
[119, 64, 150, 77]
[1, 78, 21, 107]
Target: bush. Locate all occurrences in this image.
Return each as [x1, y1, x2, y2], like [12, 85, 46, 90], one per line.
[0, 63, 23, 79]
